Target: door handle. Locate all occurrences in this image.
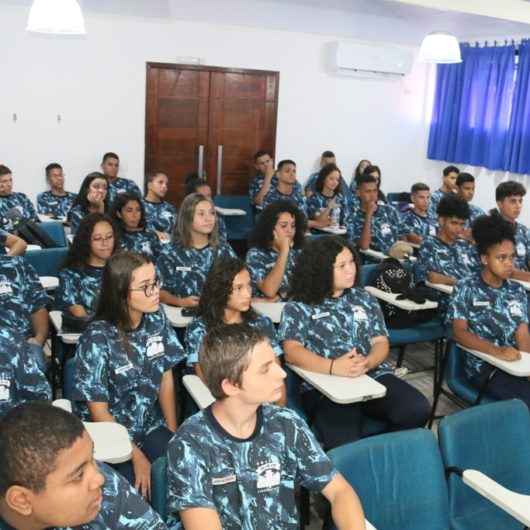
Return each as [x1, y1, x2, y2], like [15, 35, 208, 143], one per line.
[216, 145, 223, 194]
[197, 145, 204, 178]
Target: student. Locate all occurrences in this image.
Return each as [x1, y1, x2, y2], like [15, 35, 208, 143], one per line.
[491, 181, 530, 283]
[73, 252, 184, 494]
[349, 158, 371, 193]
[101, 152, 141, 207]
[448, 215, 530, 408]
[249, 150, 276, 208]
[246, 200, 306, 300]
[456, 172, 485, 240]
[158, 193, 236, 308]
[111, 193, 162, 260]
[279, 236, 430, 449]
[0, 165, 39, 232]
[67, 172, 109, 235]
[400, 183, 437, 245]
[143, 171, 178, 239]
[184, 173, 227, 241]
[0, 254, 49, 367]
[0, 402, 168, 529]
[416, 196, 478, 317]
[0, 230, 26, 256]
[307, 163, 353, 237]
[261, 159, 307, 213]
[352, 174, 401, 254]
[362, 164, 387, 203]
[37, 163, 77, 219]
[304, 150, 350, 202]
[427, 165, 459, 219]
[167, 323, 366, 530]
[0, 328, 50, 418]
[55, 213, 117, 317]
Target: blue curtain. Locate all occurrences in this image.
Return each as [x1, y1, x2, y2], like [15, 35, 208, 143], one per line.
[505, 39, 530, 174]
[428, 43, 516, 170]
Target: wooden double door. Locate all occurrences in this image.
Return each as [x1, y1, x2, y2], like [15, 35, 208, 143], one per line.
[145, 63, 279, 205]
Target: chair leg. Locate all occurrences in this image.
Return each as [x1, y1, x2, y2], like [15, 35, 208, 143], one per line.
[428, 339, 449, 428]
[396, 345, 406, 368]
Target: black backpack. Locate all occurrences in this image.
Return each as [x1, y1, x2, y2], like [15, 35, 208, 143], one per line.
[373, 258, 438, 328]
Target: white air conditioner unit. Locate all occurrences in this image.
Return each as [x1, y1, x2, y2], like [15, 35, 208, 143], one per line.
[332, 41, 413, 79]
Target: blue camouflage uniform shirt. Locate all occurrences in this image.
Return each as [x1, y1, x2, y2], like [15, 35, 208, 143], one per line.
[73, 310, 184, 445]
[0, 256, 49, 338]
[0, 193, 39, 231]
[37, 191, 77, 218]
[67, 204, 87, 235]
[351, 204, 401, 253]
[307, 192, 353, 237]
[509, 219, 530, 271]
[446, 274, 528, 380]
[261, 186, 307, 216]
[467, 203, 486, 226]
[106, 177, 142, 207]
[167, 404, 336, 530]
[0, 230, 7, 254]
[399, 210, 438, 239]
[246, 247, 300, 299]
[427, 189, 453, 219]
[54, 265, 104, 313]
[143, 199, 178, 234]
[0, 328, 51, 418]
[157, 242, 236, 299]
[184, 314, 283, 366]
[118, 229, 162, 260]
[0, 463, 168, 530]
[278, 288, 392, 389]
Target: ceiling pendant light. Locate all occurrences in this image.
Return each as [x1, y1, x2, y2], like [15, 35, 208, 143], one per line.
[419, 32, 462, 64]
[26, 0, 86, 35]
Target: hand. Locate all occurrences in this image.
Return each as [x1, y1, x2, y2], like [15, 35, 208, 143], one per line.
[312, 215, 332, 229]
[87, 189, 105, 206]
[496, 346, 521, 362]
[264, 160, 275, 180]
[332, 350, 368, 378]
[365, 202, 378, 218]
[132, 447, 151, 499]
[179, 296, 200, 308]
[273, 229, 292, 253]
[156, 231, 170, 242]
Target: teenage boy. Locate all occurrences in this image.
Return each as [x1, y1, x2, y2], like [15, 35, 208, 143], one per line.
[37, 163, 77, 219]
[101, 152, 141, 207]
[448, 215, 530, 408]
[0, 402, 168, 529]
[352, 174, 401, 254]
[416, 195, 478, 288]
[0, 165, 39, 232]
[493, 181, 530, 283]
[427, 165, 459, 219]
[249, 150, 276, 208]
[167, 324, 366, 530]
[143, 171, 178, 238]
[400, 183, 437, 245]
[455, 172, 485, 240]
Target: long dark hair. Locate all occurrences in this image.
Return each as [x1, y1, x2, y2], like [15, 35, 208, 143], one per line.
[248, 200, 307, 250]
[110, 192, 146, 232]
[61, 213, 118, 270]
[198, 257, 257, 329]
[71, 172, 109, 214]
[315, 163, 341, 196]
[289, 236, 361, 305]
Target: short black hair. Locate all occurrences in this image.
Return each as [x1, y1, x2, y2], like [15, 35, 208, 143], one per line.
[496, 181, 526, 201]
[0, 165, 11, 177]
[45, 163, 63, 178]
[472, 214, 516, 256]
[146, 171, 166, 183]
[321, 150, 335, 158]
[411, 182, 430, 194]
[102, 152, 119, 163]
[437, 195, 470, 220]
[357, 173, 378, 187]
[0, 403, 85, 495]
[277, 159, 296, 171]
[456, 172, 475, 186]
[254, 150, 271, 162]
[184, 172, 209, 196]
[443, 165, 459, 176]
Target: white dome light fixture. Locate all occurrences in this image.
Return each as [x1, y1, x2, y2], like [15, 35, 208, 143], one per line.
[419, 32, 462, 64]
[26, 0, 86, 35]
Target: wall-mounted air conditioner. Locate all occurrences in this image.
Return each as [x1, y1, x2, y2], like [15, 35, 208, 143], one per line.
[331, 41, 413, 79]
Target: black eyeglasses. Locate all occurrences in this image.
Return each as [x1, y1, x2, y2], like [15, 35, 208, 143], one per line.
[129, 278, 162, 297]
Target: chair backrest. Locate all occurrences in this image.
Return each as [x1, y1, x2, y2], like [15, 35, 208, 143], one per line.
[358, 264, 379, 287]
[213, 195, 254, 240]
[328, 429, 449, 530]
[439, 399, 530, 529]
[24, 247, 68, 276]
[39, 221, 68, 247]
[151, 456, 168, 521]
[445, 342, 478, 405]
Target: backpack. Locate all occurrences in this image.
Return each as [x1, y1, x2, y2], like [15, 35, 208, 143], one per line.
[373, 258, 437, 328]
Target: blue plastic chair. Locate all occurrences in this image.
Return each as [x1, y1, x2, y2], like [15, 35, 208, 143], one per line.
[439, 400, 530, 530]
[151, 456, 168, 521]
[39, 221, 68, 247]
[24, 247, 68, 276]
[213, 195, 254, 240]
[328, 429, 449, 530]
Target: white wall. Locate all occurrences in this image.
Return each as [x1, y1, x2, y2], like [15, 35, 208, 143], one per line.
[1, 5, 529, 223]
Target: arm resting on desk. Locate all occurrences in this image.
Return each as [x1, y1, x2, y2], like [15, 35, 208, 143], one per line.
[427, 271, 457, 286]
[322, 473, 366, 530]
[365, 336, 389, 372]
[180, 508, 223, 530]
[515, 323, 530, 353]
[511, 268, 530, 283]
[284, 340, 333, 374]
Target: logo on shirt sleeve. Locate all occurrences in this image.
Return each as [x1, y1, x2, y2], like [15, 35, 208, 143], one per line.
[256, 461, 281, 491]
[517, 242, 526, 257]
[0, 280, 13, 296]
[0, 377, 11, 401]
[380, 223, 392, 236]
[508, 300, 524, 318]
[146, 335, 165, 359]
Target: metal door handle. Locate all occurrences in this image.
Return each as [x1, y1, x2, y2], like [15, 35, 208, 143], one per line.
[216, 145, 223, 194]
[197, 145, 204, 178]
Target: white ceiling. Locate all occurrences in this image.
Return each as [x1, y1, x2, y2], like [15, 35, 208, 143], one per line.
[3, 0, 530, 45]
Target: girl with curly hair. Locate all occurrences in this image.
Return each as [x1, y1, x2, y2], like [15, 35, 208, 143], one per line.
[278, 235, 430, 450]
[55, 212, 117, 317]
[184, 256, 286, 404]
[111, 193, 162, 260]
[246, 200, 306, 300]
